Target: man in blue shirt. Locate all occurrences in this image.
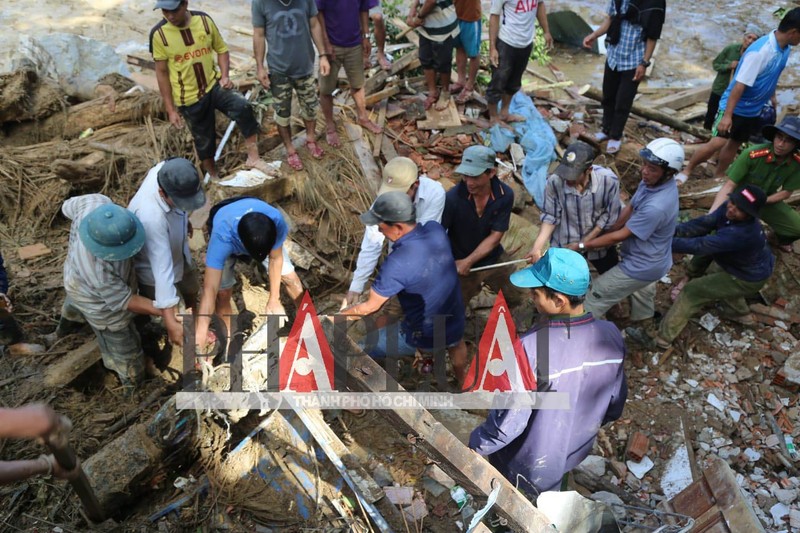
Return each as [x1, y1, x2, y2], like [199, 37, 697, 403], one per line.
[469, 248, 627, 495]
[642, 185, 774, 349]
[579, 138, 683, 324]
[677, 9, 800, 185]
[341, 192, 468, 383]
[195, 198, 305, 350]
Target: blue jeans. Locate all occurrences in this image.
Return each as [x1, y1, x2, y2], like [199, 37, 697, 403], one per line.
[361, 323, 417, 359]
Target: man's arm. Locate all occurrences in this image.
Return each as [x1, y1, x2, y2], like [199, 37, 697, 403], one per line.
[672, 225, 755, 256]
[340, 288, 389, 318]
[253, 27, 270, 89]
[360, 8, 371, 58]
[607, 203, 633, 231]
[195, 267, 223, 347]
[469, 409, 533, 456]
[767, 190, 791, 205]
[266, 247, 286, 316]
[717, 82, 747, 135]
[217, 51, 233, 89]
[127, 295, 162, 317]
[317, 9, 333, 56]
[344, 226, 386, 308]
[583, 226, 633, 250]
[602, 367, 627, 425]
[526, 222, 555, 262]
[536, 2, 553, 48]
[709, 179, 738, 212]
[582, 15, 612, 48]
[489, 14, 501, 67]
[155, 60, 183, 128]
[456, 230, 504, 275]
[633, 38, 657, 81]
[309, 15, 331, 76]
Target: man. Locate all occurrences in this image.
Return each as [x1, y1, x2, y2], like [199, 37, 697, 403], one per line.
[708, 116, 800, 251]
[150, 0, 271, 181]
[702, 26, 761, 131]
[252, 0, 330, 172]
[367, 2, 391, 70]
[58, 195, 161, 388]
[194, 198, 305, 350]
[487, 0, 552, 126]
[441, 145, 524, 307]
[583, 0, 665, 154]
[676, 9, 800, 184]
[343, 156, 446, 308]
[129, 158, 206, 347]
[580, 138, 683, 323]
[0, 252, 45, 356]
[317, 0, 382, 149]
[525, 141, 622, 274]
[341, 192, 468, 382]
[640, 186, 774, 349]
[1, 404, 80, 484]
[406, 0, 460, 111]
[469, 248, 627, 496]
[450, 0, 483, 105]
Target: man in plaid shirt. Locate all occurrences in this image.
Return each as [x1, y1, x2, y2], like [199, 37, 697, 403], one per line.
[583, 0, 665, 154]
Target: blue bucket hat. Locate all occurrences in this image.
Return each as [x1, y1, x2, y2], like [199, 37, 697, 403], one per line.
[455, 145, 496, 176]
[510, 248, 590, 296]
[79, 204, 146, 261]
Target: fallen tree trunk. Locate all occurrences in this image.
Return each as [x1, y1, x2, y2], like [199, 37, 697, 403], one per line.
[582, 86, 710, 140]
[7, 92, 164, 144]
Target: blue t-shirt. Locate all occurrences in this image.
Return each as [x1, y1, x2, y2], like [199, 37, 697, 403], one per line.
[619, 180, 678, 281]
[206, 199, 288, 270]
[719, 31, 791, 118]
[371, 222, 465, 350]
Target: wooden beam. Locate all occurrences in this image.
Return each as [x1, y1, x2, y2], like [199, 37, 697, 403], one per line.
[43, 340, 101, 388]
[372, 100, 388, 158]
[345, 122, 383, 194]
[390, 49, 420, 75]
[391, 18, 419, 47]
[648, 86, 711, 110]
[321, 318, 554, 532]
[582, 86, 710, 140]
[365, 86, 399, 107]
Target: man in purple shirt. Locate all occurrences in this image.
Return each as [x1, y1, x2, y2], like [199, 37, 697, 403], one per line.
[317, 0, 382, 148]
[469, 248, 627, 495]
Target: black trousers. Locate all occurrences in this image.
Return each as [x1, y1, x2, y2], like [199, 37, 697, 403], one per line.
[601, 63, 641, 140]
[704, 92, 722, 130]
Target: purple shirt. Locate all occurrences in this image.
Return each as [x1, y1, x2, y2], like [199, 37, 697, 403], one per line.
[316, 0, 372, 48]
[469, 313, 627, 495]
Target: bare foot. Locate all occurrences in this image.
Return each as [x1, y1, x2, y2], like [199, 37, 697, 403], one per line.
[326, 130, 341, 148]
[245, 158, 278, 177]
[378, 53, 391, 71]
[449, 82, 464, 93]
[424, 91, 439, 110]
[359, 118, 382, 134]
[500, 113, 525, 123]
[8, 343, 46, 356]
[434, 91, 451, 111]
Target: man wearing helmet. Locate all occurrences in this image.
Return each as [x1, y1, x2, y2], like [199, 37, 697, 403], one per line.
[129, 158, 206, 348]
[194, 198, 305, 352]
[56, 195, 161, 389]
[575, 138, 683, 325]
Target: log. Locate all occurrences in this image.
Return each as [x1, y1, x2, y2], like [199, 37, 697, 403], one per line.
[582, 86, 710, 140]
[43, 340, 102, 388]
[51, 151, 116, 187]
[8, 92, 164, 142]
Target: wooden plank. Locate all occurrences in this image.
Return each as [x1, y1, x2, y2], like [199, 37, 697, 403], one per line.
[43, 340, 101, 388]
[389, 50, 420, 75]
[380, 135, 398, 161]
[345, 122, 383, 194]
[320, 318, 554, 532]
[416, 98, 462, 130]
[17, 243, 51, 260]
[391, 18, 419, 47]
[365, 86, 399, 107]
[364, 70, 389, 96]
[649, 86, 711, 110]
[372, 100, 388, 158]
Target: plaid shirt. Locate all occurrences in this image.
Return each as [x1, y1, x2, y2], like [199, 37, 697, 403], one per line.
[605, 0, 645, 71]
[540, 166, 622, 260]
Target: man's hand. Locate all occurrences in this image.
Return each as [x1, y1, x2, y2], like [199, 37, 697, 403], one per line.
[166, 319, 184, 347]
[582, 33, 596, 49]
[455, 259, 472, 276]
[406, 14, 422, 28]
[730, 60, 739, 69]
[543, 32, 554, 49]
[265, 298, 286, 317]
[256, 68, 271, 90]
[44, 455, 81, 481]
[167, 110, 184, 129]
[524, 248, 543, 264]
[319, 56, 331, 77]
[717, 114, 733, 135]
[362, 37, 371, 60]
[490, 47, 499, 68]
[219, 76, 234, 90]
[0, 293, 13, 313]
[565, 242, 580, 252]
[340, 291, 360, 311]
[633, 64, 647, 82]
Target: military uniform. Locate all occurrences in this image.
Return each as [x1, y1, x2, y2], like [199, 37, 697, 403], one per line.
[727, 143, 800, 244]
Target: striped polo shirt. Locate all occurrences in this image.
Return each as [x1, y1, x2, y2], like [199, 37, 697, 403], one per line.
[417, 0, 460, 42]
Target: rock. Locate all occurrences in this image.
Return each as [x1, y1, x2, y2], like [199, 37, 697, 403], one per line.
[766, 434, 781, 448]
[790, 508, 800, 528]
[625, 472, 641, 490]
[743, 448, 761, 462]
[771, 502, 790, 526]
[697, 428, 714, 444]
[707, 393, 726, 412]
[590, 491, 625, 521]
[577, 455, 606, 477]
[734, 367, 755, 382]
[773, 488, 798, 505]
[609, 459, 627, 479]
[729, 410, 741, 423]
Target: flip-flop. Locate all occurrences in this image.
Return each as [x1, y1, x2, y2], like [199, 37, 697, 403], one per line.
[455, 86, 473, 105]
[326, 130, 341, 148]
[286, 152, 304, 171]
[424, 92, 439, 110]
[306, 140, 324, 159]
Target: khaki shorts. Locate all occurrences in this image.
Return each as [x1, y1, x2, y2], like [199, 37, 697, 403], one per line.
[320, 44, 366, 95]
[220, 246, 295, 290]
[138, 262, 201, 310]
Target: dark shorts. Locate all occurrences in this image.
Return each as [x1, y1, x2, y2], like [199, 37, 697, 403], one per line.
[712, 109, 761, 143]
[180, 83, 260, 161]
[419, 35, 455, 74]
[486, 38, 532, 105]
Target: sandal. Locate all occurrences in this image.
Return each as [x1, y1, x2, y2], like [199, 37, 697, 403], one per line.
[286, 152, 304, 171]
[306, 140, 324, 159]
[455, 86, 473, 105]
[326, 130, 341, 148]
[448, 82, 464, 93]
[424, 91, 439, 110]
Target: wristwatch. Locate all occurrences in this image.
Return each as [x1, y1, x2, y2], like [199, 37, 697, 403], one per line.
[363, 33, 370, 39]
[640, 59, 651, 67]
[578, 242, 586, 251]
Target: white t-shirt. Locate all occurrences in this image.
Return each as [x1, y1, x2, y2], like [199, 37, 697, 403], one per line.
[490, 0, 540, 48]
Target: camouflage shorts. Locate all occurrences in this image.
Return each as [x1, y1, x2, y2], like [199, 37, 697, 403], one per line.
[270, 72, 319, 127]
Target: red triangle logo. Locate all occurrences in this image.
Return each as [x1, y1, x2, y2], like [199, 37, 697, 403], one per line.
[462, 291, 536, 392]
[279, 292, 335, 392]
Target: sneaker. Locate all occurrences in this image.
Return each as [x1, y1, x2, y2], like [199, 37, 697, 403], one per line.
[606, 139, 622, 154]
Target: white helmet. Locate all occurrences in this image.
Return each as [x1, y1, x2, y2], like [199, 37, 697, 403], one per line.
[640, 138, 684, 172]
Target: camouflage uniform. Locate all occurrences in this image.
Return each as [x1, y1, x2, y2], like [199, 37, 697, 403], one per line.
[270, 73, 319, 127]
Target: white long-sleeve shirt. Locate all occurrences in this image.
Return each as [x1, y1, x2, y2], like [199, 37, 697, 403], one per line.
[129, 162, 193, 309]
[348, 176, 446, 294]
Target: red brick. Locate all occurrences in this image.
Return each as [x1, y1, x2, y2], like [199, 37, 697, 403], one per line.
[626, 432, 650, 462]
